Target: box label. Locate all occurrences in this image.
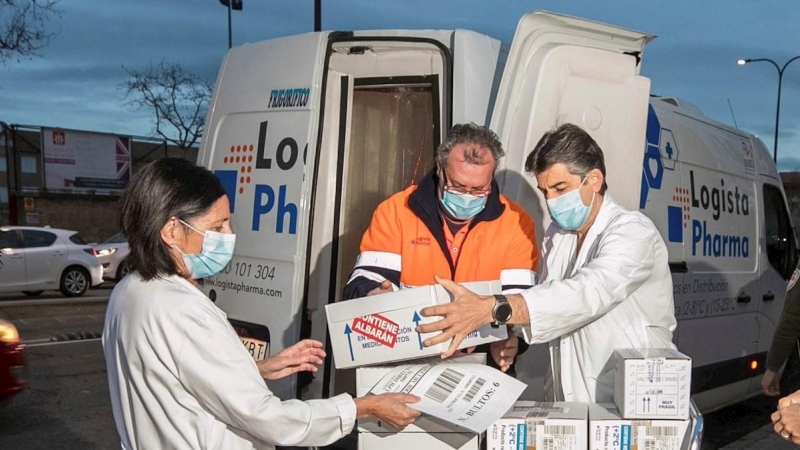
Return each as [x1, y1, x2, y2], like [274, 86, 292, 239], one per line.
[352, 314, 400, 348]
[636, 425, 681, 450]
[516, 423, 527, 450]
[537, 424, 578, 450]
[621, 425, 631, 450]
[634, 370, 681, 416]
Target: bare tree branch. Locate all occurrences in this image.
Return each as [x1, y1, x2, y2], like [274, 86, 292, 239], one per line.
[0, 0, 61, 64]
[120, 61, 212, 153]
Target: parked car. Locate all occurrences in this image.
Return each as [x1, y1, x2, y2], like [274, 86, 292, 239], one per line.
[0, 319, 27, 401]
[0, 226, 104, 297]
[92, 232, 130, 281]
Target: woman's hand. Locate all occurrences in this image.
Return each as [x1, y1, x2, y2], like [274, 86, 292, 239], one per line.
[354, 393, 421, 429]
[257, 339, 325, 381]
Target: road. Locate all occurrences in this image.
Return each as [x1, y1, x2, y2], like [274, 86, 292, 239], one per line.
[0, 286, 794, 450]
[0, 288, 117, 449]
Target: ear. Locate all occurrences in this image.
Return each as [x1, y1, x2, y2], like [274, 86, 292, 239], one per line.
[160, 217, 183, 248]
[588, 169, 604, 194]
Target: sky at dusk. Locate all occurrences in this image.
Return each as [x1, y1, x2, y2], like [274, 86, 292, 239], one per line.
[2, 0, 800, 169]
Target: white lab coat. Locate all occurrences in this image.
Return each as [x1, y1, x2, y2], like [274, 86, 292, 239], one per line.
[102, 273, 356, 450]
[518, 194, 677, 403]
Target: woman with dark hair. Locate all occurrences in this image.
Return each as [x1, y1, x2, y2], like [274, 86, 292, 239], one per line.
[102, 158, 419, 450]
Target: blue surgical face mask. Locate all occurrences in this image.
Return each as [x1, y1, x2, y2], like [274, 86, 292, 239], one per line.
[546, 176, 595, 231]
[441, 190, 488, 221]
[172, 219, 236, 279]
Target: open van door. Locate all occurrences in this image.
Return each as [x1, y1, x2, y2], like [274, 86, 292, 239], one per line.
[487, 11, 653, 399]
[198, 33, 330, 401]
[489, 11, 653, 240]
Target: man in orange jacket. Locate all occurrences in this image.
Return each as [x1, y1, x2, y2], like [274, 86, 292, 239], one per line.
[344, 123, 539, 375]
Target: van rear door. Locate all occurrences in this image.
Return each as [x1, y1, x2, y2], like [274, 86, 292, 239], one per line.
[488, 11, 653, 240]
[198, 32, 328, 400]
[485, 10, 653, 400]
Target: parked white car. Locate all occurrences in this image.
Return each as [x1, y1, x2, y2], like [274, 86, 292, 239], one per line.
[0, 226, 104, 297]
[92, 232, 130, 281]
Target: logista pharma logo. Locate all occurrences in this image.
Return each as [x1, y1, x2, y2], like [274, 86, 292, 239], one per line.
[214, 109, 314, 234]
[219, 143, 255, 198]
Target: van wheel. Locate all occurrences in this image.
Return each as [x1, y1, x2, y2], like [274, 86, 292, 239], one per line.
[22, 290, 44, 297]
[781, 341, 800, 396]
[60, 267, 90, 297]
[115, 260, 131, 281]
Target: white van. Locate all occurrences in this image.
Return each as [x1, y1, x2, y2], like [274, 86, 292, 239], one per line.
[197, 11, 797, 412]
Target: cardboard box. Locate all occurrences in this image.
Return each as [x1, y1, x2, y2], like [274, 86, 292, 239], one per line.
[358, 432, 479, 450]
[326, 281, 507, 369]
[589, 403, 690, 450]
[487, 401, 588, 450]
[356, 354, 486, 434]
[613, 348, 692, 420]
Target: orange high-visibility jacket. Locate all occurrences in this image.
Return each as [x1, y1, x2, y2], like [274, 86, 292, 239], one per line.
[344, 171, 539, 299]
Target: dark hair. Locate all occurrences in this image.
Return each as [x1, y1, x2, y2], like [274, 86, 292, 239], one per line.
[436, 123, 504, 169]
[524, 123, 608, 194]
[119, 158, 227, 280]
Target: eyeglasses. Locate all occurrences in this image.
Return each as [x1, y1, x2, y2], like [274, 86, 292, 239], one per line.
[443, 185, 491, 197]
[440, 170, 491, 197]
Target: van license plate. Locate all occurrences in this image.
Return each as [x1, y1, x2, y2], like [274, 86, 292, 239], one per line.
[241, 337, 268, 361]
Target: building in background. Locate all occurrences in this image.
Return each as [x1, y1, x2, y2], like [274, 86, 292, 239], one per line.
[0, 123, 197, 243]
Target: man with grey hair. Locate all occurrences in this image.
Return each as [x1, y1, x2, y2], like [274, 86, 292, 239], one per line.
[344, 123, 539, 375]
[418, 123, 677, 402]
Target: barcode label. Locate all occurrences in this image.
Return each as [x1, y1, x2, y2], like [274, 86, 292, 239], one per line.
[541, 436, 555, 450]
[424, 368, 464, 403]
[643, 438, 657, 450]
[544, 425, 576, 436]
[463, 377, 486, 402]
[645, 426, 678, 437]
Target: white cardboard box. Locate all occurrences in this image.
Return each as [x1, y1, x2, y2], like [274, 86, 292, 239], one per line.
[356, 354, 486, 434]
[358, 432, 478, 450]
[487, 401, 588, 450]
[589, 403, 690, 450]
[326, 281, 507, 369]
[613, 348, 692, 420]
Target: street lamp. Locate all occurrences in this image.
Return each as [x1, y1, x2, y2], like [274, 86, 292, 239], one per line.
[737, 56, 800, 163]
[219, 0, 243, 49]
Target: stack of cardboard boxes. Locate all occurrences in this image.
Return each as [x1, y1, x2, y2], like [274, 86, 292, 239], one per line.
[326, 281, 509, 450]
[487, 348, 694, 450]
[591, 348, 693, 450]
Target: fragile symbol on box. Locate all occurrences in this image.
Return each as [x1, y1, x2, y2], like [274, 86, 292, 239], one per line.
[351, 314, 400, 348]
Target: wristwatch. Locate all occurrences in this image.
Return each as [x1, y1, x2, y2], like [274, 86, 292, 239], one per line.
[491, 294, 512, 328]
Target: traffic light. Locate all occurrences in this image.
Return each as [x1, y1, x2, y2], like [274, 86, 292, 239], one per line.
[219, 0, 243, 11]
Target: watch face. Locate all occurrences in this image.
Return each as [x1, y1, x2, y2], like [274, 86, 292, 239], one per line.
[496, 303, 512, 322]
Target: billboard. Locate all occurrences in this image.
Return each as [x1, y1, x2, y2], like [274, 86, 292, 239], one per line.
[41, 128, 131, 192]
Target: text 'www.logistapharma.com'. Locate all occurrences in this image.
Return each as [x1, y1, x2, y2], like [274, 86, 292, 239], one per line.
[204, 277, 283, 298]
